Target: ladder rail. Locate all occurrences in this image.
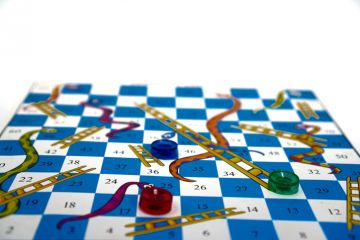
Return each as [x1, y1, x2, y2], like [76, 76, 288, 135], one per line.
[136, 103, 269, 188]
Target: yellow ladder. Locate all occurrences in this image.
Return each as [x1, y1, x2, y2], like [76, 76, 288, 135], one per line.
[136, 103, 270, 189]
[128, 145, 164, 167]
[0, 165, 95, 205]
[125, 207, 245, 236]
[296, 101, 319, 119]
[32, 101, 67, 119]
[347, 177, 360, 230]
[51, 126, 105, 149]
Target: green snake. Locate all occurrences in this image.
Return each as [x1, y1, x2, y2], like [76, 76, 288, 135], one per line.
[0, 128, 56, 218]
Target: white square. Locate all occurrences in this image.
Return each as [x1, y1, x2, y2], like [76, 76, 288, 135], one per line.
[31, 82, 59, 93]
[136, 196, 182, 218]
[322, 149, 360, 164]
[82, 127, 109, 142]
[44, 116, 80, 128]
[261, 185, 306, 199]
[178, 145, 211, 159]
[82, 105, 112, 117]
[90, 84, 120, 95]
[278, 138, 309, 148]
[45, 192, 95, 214]
[148, 85, 176, 97]
[180, 120, 208, 133]
[0, 215, 41, 240]
[303, 122, 341, 135]
[140, 160, 173, 177]
[180, 178, 222, 197]
[290, 162, 337, 180]
[257, 89, 285, 99]
[0, 127, 40, 140]
[223, 197, 271, 220]
[9, 172, 57, 192]
[33, 140, 69, 156]
[142, 130, 165, 144]
[249, 147, 289, 162]
[85, 216, 135, 240]
[0, 156, 26, 173]
[212, 133, 246, 147]
[216, 161, 249, 179]
[309, 200, 346, 222]
[61, 156, 103, 174]
[96, 174, 140, 194]
[118, 96, 147, 107]
[292, 100, 324, 111]
[17, 104, 44, 115]
[240, 99, 265, 110]
[105, 143, 137, 158]
[273, 221, 326, 240]
[266, 110, 301, 122]
[183, 219, 231, 240]
[56, 94, 89, 105]
[111, 117, 145, 131]
[176, 97, 205, 109]
[206, 109, 238, 121]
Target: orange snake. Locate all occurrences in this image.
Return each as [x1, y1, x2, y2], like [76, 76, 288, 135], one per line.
[169, 94, 241, 182]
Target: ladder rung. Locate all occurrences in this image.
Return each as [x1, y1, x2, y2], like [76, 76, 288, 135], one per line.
[248, 168, 262, 176]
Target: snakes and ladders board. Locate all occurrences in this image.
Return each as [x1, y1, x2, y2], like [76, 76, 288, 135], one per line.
[0, 83, 360, 240]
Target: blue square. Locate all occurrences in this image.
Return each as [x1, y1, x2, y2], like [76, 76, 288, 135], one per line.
[320, 135, 352, 149]
[176, 87, 203, 97]
[262, 99, 293, 109]
[334, 164, 360, 181]
[266, 199, 316, 220]
[1, 175, 15, 192]
[78, 117, 111, 128]
[320, 222, 360, 240]
[284, 148, 325, 163]
[27, 156, 64, 172]
[147, 97, 175, 108]
[37, 127, 77, 141]
[179, 160, 218, 178]
[24, 93, 50, 103]
[178, 132, 211, 145]
[115, 107, 145, 118]
[244, 134, 281, 147]
[205, 98, 234, 109]
[101, 157, 141, 175]
[231, 88, 259, 98]
[237, 110, 269, 121]
[67, 142, 107, 157]
[286, 90, 317, 99]
[300, 180, 345, 200]
[108, 130, 143, 143]
[53, 173, 99, 193]
[34, 214, 87, 240]
[217, 121, 242, 133]
[145, 118, 173, 131]
[0, 140, 24, 155]
[220, 178, 264, 198]
[120, 85, 147, 96]
[133, 218, 182, 240]
[228, 220, 277, 240]
[180, 196, 224, 215]
[15, 192, 51, 214]
[176, 109, 207, 120]
[54, 104, 84, 116]
[88, 95, 118, 106]
[298, 110, 332, 122]
[139, 176, 180, 196]
[271, 122, 304, 134]
[9, 115, 47, 126]
[216, 147, 252, 161]
[62, 83, 92, 94]
[91, 194, 138, 217]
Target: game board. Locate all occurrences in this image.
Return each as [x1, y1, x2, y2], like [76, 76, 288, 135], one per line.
[0, 83, 360, 240]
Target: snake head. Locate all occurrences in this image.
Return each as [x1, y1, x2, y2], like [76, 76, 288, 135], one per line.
[41, 128, 57, 134]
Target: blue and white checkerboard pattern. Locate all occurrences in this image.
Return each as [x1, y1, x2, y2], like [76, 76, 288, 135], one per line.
[0, 83, 360, 240]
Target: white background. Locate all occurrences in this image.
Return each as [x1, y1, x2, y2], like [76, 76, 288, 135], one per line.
[0, 0, 359, 151]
